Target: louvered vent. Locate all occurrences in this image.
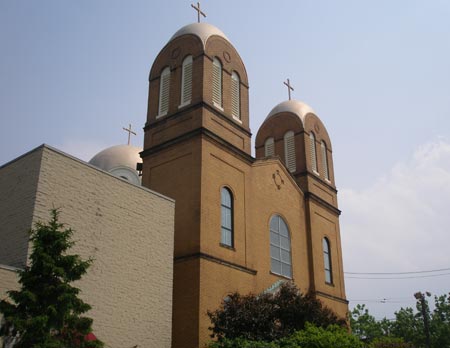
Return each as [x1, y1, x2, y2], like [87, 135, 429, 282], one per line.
[212, 58, 222, 107]
[231, 72, 240, 119]
[265, 137, 274, 157]
[284, 131, 296, 172]
[158, 67, 170, 116]
[181, 56, 193, 105]
[321, 141, 329, 180]
[310, 132, 318, 172]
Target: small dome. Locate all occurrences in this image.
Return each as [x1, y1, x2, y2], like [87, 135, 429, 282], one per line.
[89, 145, 142, 185]
[169, 22, 230, 47]
[266, 100, 316, 125]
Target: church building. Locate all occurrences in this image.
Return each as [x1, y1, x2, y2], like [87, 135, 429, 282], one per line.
[142, 20, 348, 348]
[0, 14, 348, 348]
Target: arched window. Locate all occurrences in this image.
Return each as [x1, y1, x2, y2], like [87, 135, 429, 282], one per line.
[270, 215, 292, 278]
[284, 131, 296, 173]
[309, 132, 318, 173]
[231, 71, 240, 120]
[212, 57, 222, 108]
[264, 137, 274, 157]
[323, 237, 332, 284]
[321, 141, 330, 181]
[221, 187, 233, 247]
[158, 67, 171, 117]
[180, 55, 193, 107]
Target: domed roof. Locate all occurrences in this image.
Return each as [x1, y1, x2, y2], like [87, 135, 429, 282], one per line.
[265, 100, 316, 124]
[169, 22, 230, 47]
[89, 144, 142, 173]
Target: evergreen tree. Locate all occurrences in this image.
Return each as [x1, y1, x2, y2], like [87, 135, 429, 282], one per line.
[0, 209, 103, 348]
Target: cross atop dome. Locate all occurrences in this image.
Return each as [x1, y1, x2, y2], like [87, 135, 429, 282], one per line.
[191, 2, 206, 23]
[284, 78, 294, 100]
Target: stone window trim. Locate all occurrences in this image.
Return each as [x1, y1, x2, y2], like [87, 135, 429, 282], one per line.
[269, 214, 292, 279]
[220, 186, 234, 248]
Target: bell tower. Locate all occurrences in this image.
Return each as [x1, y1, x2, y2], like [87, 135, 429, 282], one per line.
[255, 100, 348, 318]
[140, 22, 252, 348]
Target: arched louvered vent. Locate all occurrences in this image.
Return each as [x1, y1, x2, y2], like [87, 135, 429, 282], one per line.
[310, 132, 318, 173]
[212, 57, 222, 108]
[180, 55, 193, 106]
[231, 72, 240, 120]
[321, 141, 330, 180]
[158, 67, 170, 117]
[264, 137, 274, 157]
[284, 131, 296, 173]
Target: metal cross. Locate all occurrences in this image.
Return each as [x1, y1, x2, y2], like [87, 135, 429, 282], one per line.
[191, 2, 206, 23]
[122, 124, 137, 145]
[283, 78, 294, 100]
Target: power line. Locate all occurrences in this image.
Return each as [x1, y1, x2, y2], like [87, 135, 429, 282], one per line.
[345, 272, 450, 280]
[345, 267, 450, 275]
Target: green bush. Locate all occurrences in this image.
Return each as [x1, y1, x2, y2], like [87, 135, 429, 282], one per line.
[280, 323, 363, 348]
[369, 336, 414, 348]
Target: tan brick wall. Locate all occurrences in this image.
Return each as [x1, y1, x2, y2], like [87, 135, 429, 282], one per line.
[0, 145, 175, 348]
[0, 149, 41, 268]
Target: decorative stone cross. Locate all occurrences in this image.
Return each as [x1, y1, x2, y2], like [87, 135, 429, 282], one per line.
[122, 124, 136, 145]
[283, 78, 294, 100]
[191, 2, 206, 23]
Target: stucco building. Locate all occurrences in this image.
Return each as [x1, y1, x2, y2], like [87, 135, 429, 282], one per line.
[0, 19, 348, 348]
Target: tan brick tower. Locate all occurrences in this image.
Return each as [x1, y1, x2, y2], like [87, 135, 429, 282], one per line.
[141, 23, 348, 348]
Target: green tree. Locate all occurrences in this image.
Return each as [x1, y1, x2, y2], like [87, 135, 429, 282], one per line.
[280, 323, 363, 348]
[350, 304, 386, 343]
[369, 336, 414, 348]
[0, 209, 103, 348]
[207, 282, 346, 342]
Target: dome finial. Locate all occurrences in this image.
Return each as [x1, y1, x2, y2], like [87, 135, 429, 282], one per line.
[122, 123, 137, 145]
[191, 2, 206, 23]
[283, 78, 294, 100]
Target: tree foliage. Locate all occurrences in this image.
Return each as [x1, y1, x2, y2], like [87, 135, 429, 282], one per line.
[0, 209, 103, 348]
[350, 292, 450, 348]
[208, 323, 361, 348]
[207, 282, 346, 342]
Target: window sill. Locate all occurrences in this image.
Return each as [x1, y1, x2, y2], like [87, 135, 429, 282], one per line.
[232, 115, 242, 124]
[156, 112, 167, 119]
[178, 101, 191, 109]
[325, 281, 334, 287]
[269, 271, 292, 280]
[213, 102, 224, 111]
[312, 170, 320, 176]
[219, 243, 235, 251]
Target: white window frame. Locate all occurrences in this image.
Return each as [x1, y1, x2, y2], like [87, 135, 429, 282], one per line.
[179, 55, 193, 108]
[212, 57, 223, 110]
[157, 67, 171, 118]
[284, 131, 296, 173]
[309, 132, 318, 175]
[264, 137, 274, 157]
[269, 215, 292, 278]
[321, 141, 330, 181]
[231, 71, 241, 123]
[220, 187, 233, 247]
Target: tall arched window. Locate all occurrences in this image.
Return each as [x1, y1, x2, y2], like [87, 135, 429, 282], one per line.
[212, 57, 222, 108]
[309, 132, 318, 173]
[158, 67, 171, 117]
[231, 71, 240, 120]
[284, 131, 296, 173]
[264, 137, 274, 157]
[321, 141, 330, 181]
[270, 215, 292, 278]
[323, 237, 332, 284]
[221, 187, 233, 247]
[180, 55, 193, 107]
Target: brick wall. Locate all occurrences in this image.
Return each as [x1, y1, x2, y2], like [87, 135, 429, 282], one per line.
[0, 145, 175, 348]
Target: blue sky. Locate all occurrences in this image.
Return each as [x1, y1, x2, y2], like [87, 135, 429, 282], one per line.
[1, 0, 449, 320]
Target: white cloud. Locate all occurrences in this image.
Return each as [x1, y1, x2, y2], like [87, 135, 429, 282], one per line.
[340, 139, 450, 318]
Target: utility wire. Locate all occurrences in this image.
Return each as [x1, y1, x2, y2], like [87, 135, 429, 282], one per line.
[345, 267, 450, 275]
[346, 272, 450, 280]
